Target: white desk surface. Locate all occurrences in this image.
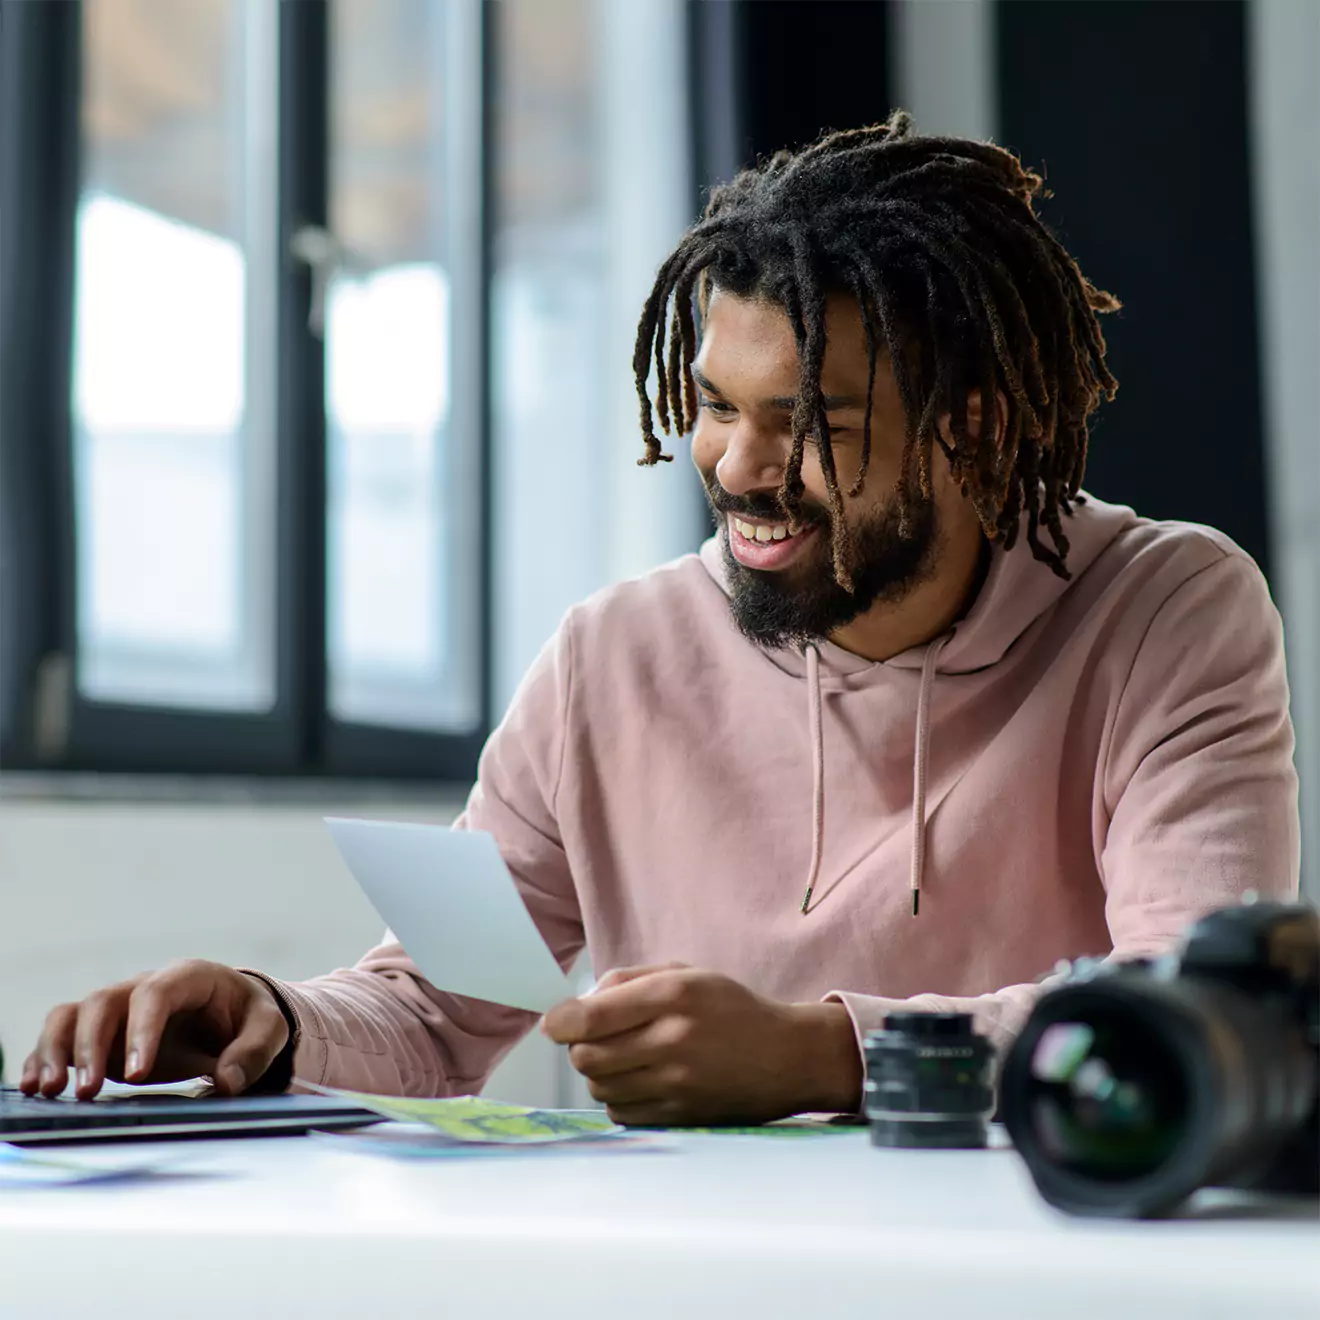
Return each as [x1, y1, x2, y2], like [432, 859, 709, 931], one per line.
[0, 1127, 1316, 1320]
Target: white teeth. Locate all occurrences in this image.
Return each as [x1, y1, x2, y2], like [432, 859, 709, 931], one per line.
[731, 516, 793, 543]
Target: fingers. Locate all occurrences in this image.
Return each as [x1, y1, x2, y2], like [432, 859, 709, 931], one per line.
[605, 1098, 687, 1128]
[121, 964, 217, 1082]
[23, 1003, 79, 1097]
[567, 1016, 696, 1116]
[211, 996, 289, 1095]
[71, 985, 132, 1099]
[24, 961, 272, 1103]
[585, 1064, 687, 1109]
[567, 1015, 690, 1079]
[591, 962, 690, 994]
[569, 1038, 641, 1080]
[541, 963, 686, 1026]
[543, 967, 696, 1044]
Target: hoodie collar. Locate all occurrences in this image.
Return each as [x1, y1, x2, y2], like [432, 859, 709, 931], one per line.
[698, 492, 1140, 680]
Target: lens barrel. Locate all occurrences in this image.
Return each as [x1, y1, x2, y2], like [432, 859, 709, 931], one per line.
[863, 1011, 996, 1149]
[1000, 976, 1319, 1217]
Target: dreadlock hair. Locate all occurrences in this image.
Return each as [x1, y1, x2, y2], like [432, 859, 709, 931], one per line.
[633, 110, 1121, 587]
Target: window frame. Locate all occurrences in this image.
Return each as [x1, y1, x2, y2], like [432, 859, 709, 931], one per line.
[0, 0, 491, 782]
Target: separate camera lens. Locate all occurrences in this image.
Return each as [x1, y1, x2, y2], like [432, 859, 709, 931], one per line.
[863, 1011, 995, 1149]
[1024, 1009, 1189, 1182]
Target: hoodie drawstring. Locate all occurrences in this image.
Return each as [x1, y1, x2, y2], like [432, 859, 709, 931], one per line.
[909, 635, 948, 917]
[799, 643, 826, 915]
[799, 634, 948, 918]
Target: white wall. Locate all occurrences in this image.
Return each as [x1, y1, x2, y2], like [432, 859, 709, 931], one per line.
[889, 0, 996, 141]
[0, 794, 561, 1103]
[598, 0, 707, 589]
[491, 0, 704, 717]
[1248, 0, 1320, 904]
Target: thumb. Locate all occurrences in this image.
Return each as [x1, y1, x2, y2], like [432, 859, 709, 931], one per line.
[539, 963, 692, 1037]
[212, 1007, 289, 1096]
[591, 961, 690, 994]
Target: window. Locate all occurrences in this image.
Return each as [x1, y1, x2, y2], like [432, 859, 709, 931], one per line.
[0, 0, 697, 780]
[0, 0, 486, 777]
[490, 0, 704, 712]
[74, 0, 278, 713]
[490, 0, 606, 710]
[325, 0, 481, 735]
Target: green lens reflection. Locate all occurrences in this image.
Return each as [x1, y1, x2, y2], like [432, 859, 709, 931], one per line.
[1027, 1014, 1188, 1181]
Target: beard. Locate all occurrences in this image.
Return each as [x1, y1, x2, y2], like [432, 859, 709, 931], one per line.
[701, 472, 942, 650]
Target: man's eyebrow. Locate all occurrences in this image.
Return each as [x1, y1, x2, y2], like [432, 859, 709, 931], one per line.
[765, 391, 870, 411]
[692, 368, 869, 412]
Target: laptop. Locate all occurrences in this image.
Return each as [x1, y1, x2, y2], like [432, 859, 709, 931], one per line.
[0, 1083, 383, 1146]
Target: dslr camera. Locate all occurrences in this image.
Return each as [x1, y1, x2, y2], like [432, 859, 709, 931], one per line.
[1000, 898, 1318, 1218]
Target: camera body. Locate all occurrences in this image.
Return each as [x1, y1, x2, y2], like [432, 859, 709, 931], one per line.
[1000, 899, 1319, 1218]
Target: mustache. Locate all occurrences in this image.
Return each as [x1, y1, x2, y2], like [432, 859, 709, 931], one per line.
[701, 474, 830, 527]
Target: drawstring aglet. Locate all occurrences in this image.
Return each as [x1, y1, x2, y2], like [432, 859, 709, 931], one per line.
[911, 889, 920, 917]
[800, 885, 814, 915]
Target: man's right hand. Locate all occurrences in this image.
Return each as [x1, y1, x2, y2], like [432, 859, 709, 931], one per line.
[18, 960, 290, 1101]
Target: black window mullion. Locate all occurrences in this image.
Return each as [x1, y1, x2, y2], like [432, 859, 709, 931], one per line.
[277, 0, 330, 775]
[0, 0, 79, 768]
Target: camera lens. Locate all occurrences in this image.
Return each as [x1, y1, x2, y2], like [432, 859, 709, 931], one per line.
[1000, 976, 1318, 1216]
[1023, 1010, 1189, 1181]
[1001, 903, 1320, 1218]
[863, 1011, 995, 1149]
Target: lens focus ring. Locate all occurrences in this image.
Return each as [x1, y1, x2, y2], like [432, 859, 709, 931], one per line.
[863, 1012, 996, 1150]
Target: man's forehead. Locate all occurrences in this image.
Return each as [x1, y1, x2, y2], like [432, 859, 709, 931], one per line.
[694, 289, 883, 402]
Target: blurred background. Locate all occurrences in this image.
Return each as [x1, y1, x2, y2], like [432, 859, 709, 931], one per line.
[0, 0, 1315, 1105]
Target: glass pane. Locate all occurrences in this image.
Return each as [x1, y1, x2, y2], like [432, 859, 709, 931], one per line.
[73, 0, 276, 711]
[326, 0, 481, 733]
[490, 0, 605, 714]
[490, 0, 700, 722]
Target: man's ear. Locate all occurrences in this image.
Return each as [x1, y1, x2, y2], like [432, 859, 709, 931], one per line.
[939, 387, 1009, 449]
[964, 387, 1008, 444]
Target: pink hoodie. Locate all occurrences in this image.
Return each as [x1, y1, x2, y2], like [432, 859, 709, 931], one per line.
[254, 495, 1300, 1097]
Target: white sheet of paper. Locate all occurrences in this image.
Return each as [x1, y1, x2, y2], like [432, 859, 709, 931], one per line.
[324, 818, 572, 1013]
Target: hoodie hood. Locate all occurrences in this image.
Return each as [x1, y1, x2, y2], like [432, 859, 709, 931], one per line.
[698, 492, 1141, 678]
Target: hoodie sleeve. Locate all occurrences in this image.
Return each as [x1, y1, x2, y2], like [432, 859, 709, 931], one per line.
[251, 616, 586, 1097]
[828, 550, 1300, 1064]
[824, 984, 1047, 1072]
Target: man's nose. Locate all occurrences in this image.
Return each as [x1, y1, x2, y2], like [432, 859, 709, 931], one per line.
[714, 421, 786, 498]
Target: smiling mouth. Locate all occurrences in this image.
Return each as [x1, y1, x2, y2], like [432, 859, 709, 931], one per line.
[725, 513, 821, 571]
[729, 516, 800, 543]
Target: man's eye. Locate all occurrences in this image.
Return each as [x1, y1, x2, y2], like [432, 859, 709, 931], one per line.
[804, 426, 850, 445]
[699, 399, 736, 417]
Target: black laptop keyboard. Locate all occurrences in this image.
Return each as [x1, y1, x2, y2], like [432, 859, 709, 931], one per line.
[0, 1084, 212, 1133]
[0, 1084, 383, 1146]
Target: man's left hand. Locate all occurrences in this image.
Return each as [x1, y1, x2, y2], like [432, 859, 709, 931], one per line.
[540, 964, 863, 1126]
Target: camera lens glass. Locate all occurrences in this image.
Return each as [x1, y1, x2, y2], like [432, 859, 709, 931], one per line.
[863, 1012, 996, 1149]
[1024, 1009, 1189, 1181]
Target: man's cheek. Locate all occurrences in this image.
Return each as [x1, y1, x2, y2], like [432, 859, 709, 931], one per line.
[690, 423, 723, 477]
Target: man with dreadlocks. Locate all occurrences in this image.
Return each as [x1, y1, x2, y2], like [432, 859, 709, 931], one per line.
[27, 115, 1297, 1126]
